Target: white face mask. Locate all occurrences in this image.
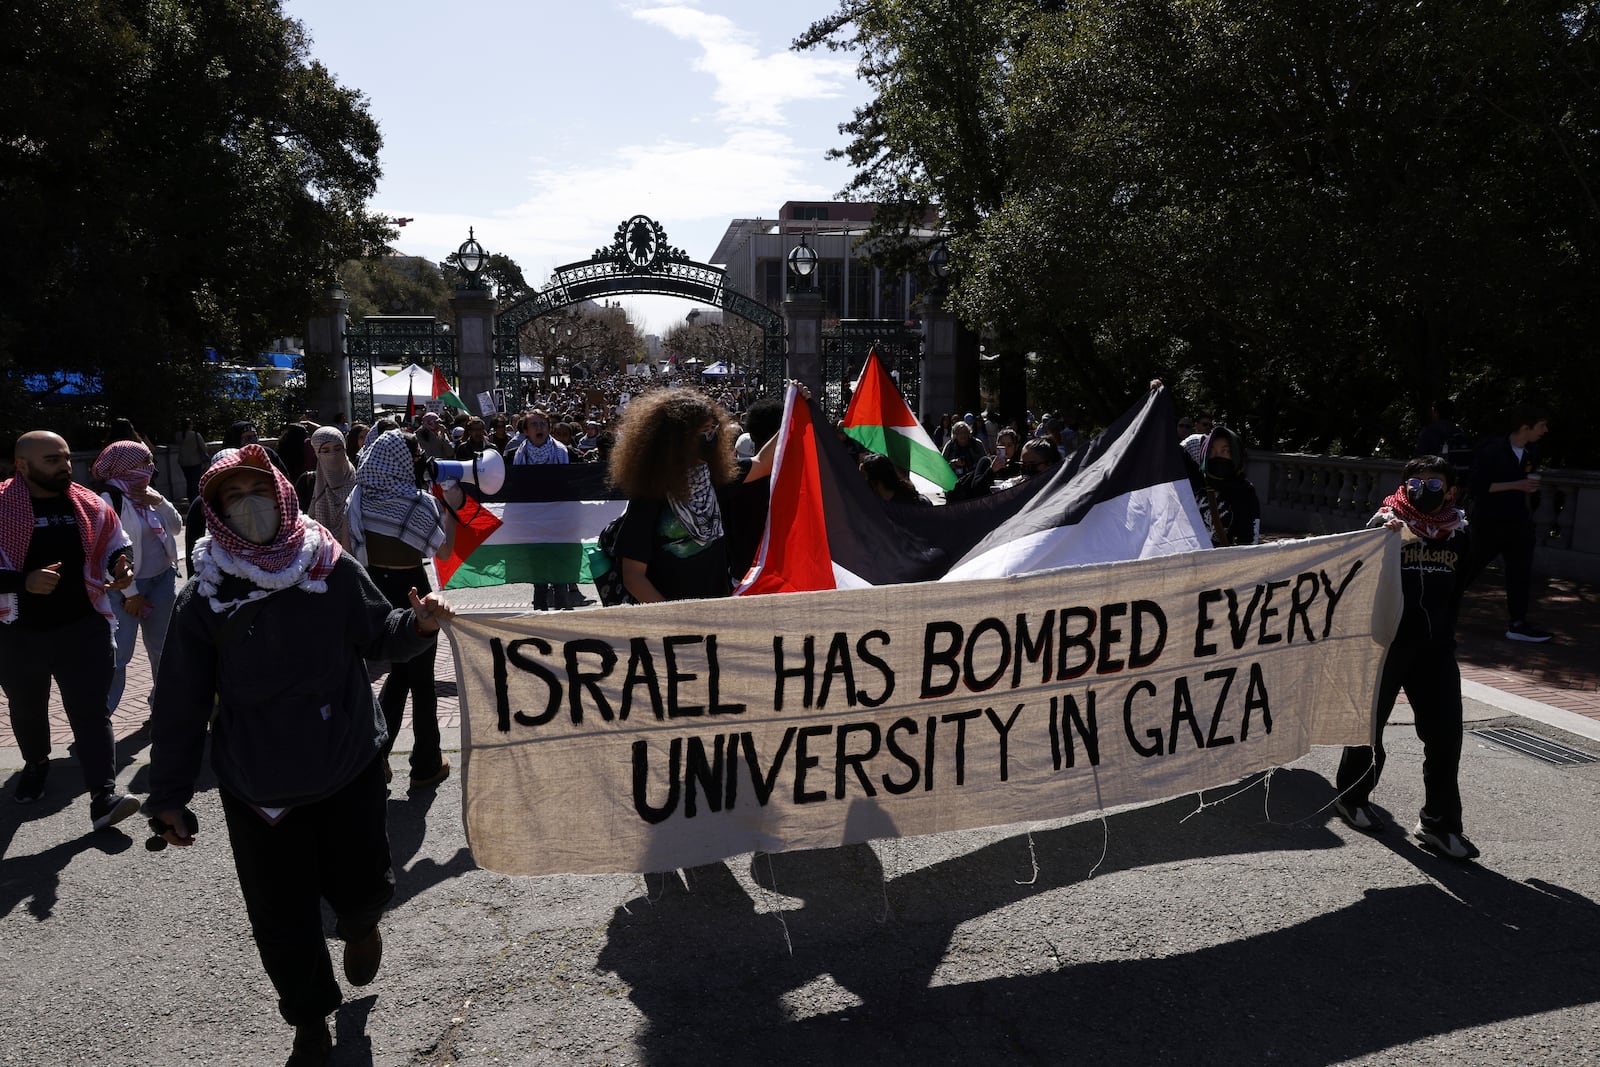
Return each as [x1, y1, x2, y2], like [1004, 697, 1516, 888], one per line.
[224, 493, 281, 544]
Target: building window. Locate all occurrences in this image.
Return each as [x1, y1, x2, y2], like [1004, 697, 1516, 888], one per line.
[791, 206, 830, 221]
[761, 260, 784, 304]
[818, 259, 843, 319]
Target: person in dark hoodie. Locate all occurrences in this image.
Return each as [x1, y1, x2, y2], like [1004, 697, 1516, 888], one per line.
[1197, 424, 1260, 547]
[144, 443, 456, 1065]
[1334, 455, 1479, 861]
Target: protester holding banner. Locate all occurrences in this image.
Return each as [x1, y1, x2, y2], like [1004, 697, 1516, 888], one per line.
[1334, 455, 1479, 860]
[145, 443, 456, 1065]
[1198, 425, 1261, 547]
[610, 388, 743, 603]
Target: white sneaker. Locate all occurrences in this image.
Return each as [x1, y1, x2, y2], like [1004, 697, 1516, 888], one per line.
[1414, 822, 1480, 860]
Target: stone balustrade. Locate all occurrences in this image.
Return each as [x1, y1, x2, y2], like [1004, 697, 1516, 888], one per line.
[1251, 451, 1600, 582]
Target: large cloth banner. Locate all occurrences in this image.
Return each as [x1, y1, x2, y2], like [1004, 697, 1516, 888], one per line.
[450, 529, 1400, 876]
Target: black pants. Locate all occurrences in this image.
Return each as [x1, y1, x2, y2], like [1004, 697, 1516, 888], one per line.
[368, 565, 442, 777]
[1336, 640, 1464, 834]
[1460, 517, 1536, 623]
[0, 612, 117, 797]
[220, 756, 394, 1026]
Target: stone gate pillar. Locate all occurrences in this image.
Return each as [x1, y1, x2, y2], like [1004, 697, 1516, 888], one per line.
[304, 288, 349, 424]
[452, 287, 496, 417]
[782, 291, 824, 394]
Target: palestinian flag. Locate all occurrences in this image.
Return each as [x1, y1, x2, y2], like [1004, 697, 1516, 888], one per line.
[941, 387, 1206, 581]
[736, 386, 947, 594]
[841, 349, 956, 494]
[736, 385, 1204, 595]
[435, 465, 625, 589]
[432, 366, 470, 413]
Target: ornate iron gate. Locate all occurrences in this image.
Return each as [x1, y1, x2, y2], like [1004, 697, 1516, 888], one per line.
[344, 316, 456, 426]
[820, 318, 924, 422]
[494, 215, 784, 412]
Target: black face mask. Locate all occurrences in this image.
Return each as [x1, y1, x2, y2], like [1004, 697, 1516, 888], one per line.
[1206, 457, 1236, 481]
[1406, 483, 1447, 513]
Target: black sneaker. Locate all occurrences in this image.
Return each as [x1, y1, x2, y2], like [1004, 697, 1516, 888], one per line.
[14, 760, 48, 804]
[1414, 822, 1481, 861]
[89, 792, 140, 831]
[343, 925, 383, 987]
[1506, 621, 1553, 643]
[1335, 801, 1382, 833]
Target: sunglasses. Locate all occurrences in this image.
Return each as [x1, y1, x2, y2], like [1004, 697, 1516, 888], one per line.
[1406, 477, 1446, 493]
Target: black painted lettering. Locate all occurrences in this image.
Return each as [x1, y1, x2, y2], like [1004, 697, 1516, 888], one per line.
[1242, 662, 1272, 739]
[834, 722, 881, 798]
[741, 729, 796, 806]
[984, 704, 1023, 782]
[773, 635, 815, 711]
[818, 631, 857, 709]
[491, 637, 511, 732]
[854, 630, 895, 707]
[1285, 572, 1321, 644]
[1257, 579, 1290, 645]
[921, 621, 963, 698]
[941, 709, 982, 786]
[1059, 607, 1096, 680]
[632, 738, 680, 824]
[1060, 692, 1100, 767]
[793, 725, 831, 804]
[505, 637, 561, 727]
[662, 634, 705, 718]
[620, 638, 664, 721]
[882, 718, 922, 794]
[1225, 585, 1265, 650]
[1168, 677, 1204, 753]
[704, 636, 745, 716]
[1097, 602, 1128, 674]
[684, 734, 726, 817]
[1320, 561, 1363, 638]
[563, 639, 617, 724]
[1123, 680, 1162, 757]
[964, 617, 1012, 692]
[1014, 609, 1056, 688]
[1129, 599, 1167, 669]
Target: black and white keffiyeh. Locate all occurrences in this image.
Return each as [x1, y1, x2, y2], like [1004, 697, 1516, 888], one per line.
[513, 437, 568, 465]
[347, 431, 445, 564]
[669, 462, 723, 546]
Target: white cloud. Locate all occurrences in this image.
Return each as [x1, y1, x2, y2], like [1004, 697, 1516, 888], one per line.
[630, 3, 856, 126]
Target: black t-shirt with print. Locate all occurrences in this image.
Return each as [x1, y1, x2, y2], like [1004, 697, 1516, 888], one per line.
[16, 494, 95, 629]
[615, 498, 731, 603]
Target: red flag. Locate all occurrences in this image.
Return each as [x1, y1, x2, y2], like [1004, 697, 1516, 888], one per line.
[736, 389, 842, 594]
[431, 366, 451, 399]
[434, 495, 504, 587]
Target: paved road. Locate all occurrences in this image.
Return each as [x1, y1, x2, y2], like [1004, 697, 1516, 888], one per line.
[4, 582, 1600, 1065]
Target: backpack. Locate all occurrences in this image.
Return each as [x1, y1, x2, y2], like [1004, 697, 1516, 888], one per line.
[589, 514, 633, 607]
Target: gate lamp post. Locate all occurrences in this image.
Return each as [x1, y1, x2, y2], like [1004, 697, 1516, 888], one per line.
[928, 238, 951, 283]
[456, 227, 489, 290]
[787, 233, 818, 294]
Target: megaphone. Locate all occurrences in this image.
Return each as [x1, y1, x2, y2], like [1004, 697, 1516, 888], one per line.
[428, 449, 505, 496]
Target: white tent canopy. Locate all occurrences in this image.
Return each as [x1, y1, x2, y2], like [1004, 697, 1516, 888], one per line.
[371, 363, 435, 403]
[699, 360, 734, 378]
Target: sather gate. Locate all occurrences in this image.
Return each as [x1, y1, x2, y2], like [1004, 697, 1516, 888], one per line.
[493, 215, 785, 412]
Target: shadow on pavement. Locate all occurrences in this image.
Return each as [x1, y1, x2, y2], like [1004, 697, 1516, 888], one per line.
[598, 767, 1600, 1065]
[386, 786, 475, 910]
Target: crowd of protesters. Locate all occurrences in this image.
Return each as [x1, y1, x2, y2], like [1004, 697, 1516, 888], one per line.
[0, 367, 1555, 1064]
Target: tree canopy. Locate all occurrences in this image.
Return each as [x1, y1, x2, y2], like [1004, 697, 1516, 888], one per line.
[799, 0, 1600, 462]
[1, 0, 390, 442]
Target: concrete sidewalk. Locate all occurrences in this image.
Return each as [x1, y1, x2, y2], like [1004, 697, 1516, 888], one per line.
[3, 577, 1600, 1065]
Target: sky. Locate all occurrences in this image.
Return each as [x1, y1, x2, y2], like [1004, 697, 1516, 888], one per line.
[281, 0, 872, 335]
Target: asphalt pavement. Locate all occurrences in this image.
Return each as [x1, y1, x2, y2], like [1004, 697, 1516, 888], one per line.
[3, 577, 1599, 1066]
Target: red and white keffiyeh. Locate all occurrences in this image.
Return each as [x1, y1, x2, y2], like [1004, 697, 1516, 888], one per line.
[0, 477, 128, 625]
[192, 444, 341, 614]
[1374, 487, 1468, 541]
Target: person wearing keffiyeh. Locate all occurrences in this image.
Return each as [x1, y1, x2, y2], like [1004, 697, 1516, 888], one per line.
[296, 425, 357, 552]
[1, 431, 139, 829]
[92, 440, 183, 717]
[348, 431, 459, 792]
[1334, 455, 1481, 861]
[608, 388, 742, 604]
[144, 443, 457, 1064]
[509, 410, 569, 609]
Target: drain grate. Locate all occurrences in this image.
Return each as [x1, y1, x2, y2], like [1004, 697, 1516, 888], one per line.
[1472, 727, 1598, 766]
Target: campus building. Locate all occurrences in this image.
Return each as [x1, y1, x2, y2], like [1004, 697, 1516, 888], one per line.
[707, 201, 939, 322]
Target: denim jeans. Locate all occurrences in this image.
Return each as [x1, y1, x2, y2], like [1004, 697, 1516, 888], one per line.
[108, 565, 178, 714]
